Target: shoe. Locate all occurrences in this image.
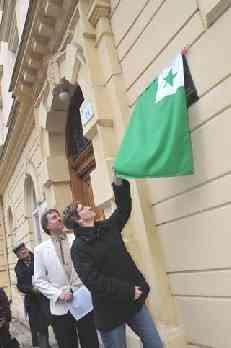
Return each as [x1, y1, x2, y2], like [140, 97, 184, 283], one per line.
[9, 338, 20, 348]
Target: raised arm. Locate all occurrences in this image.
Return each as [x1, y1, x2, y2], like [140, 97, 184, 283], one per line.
[109, 173, 132, 230]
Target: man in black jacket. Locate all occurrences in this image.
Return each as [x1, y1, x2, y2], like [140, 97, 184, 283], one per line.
[63, 175, 163, 348]
[14, 243, 51, 348]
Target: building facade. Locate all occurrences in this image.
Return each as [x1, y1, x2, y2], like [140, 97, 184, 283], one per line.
[0, 0, 231, 347]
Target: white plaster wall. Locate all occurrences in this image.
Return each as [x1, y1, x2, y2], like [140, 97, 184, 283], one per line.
[3, 126, 44, 318]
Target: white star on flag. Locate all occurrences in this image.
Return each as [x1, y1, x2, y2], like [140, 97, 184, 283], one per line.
[155, 54, 184, 103]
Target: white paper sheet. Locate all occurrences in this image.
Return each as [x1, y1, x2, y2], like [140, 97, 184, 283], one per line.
[68, 285, 93, 320]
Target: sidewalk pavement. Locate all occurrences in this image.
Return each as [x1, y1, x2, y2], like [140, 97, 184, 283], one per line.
[10, 318, 57, 348]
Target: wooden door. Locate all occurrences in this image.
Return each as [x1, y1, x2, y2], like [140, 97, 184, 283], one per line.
[65, 84, 104, 221]
[68, 144, 104, 221]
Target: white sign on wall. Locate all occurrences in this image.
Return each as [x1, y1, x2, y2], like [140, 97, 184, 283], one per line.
[80, 100, 94, 126]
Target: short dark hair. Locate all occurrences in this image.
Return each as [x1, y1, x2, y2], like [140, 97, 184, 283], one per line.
[41, 209, 60, 234]
[63, 203, 81, 230]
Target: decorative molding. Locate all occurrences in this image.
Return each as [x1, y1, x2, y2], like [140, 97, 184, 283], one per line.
[64, 41, 85, 83]
[95, 17, 113, 47]
[32, 39, 49, 55]
[0, 0, 4, 11]
[9, 0, 79, 101]
[83, 118, 113, 141]
[37, 22, 54, 38]
[0, 102, 35, 193]
[45, 38, 85, 89]
[59, 30, 74, 52]
[0, 0, 82, 192]
[44, 1, 62, 18]
[0, 0, 16, 42]
[0, 65, 3, 79]
[82, 31, 96, 40]
[9, 0, 38, 94]
[88, 0, 110, 27]
[8, 9, 19, 53]
[44, 78, 76, 132]
[198, 0, 231, 27]
[47, 58, 61, 89]
[19, 82, 33, 98]
[71, 42, 86, 65]
[97, 119, 113, 128]
[69, 143, 96, 181]
[27, 56, 41, 70]
[23, 67, 37, 85]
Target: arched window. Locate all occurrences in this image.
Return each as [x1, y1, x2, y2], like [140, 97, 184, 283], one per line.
[24, 175, 43, 244]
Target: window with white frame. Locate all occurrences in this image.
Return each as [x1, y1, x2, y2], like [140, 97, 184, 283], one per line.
[24, 174, 45, 245]
[32, 200, 47, 243]
[7, 207, 15, 249]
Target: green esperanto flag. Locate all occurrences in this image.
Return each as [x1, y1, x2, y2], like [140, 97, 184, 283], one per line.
[114, 54, 194, 178]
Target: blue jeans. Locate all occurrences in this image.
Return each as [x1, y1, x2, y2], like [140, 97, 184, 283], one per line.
[99, 306, 163, 348]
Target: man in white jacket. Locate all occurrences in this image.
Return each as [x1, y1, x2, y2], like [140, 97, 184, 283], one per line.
[33, 208, 99, 348]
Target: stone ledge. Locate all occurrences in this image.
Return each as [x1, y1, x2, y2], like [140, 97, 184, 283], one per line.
[10, 318, 57, 348]
[198, 0, 231, 27]
[88, 0, 111, 27]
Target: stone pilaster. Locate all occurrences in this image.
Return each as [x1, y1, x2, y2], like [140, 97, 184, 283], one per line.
[77, 0, 116, 206]
[82, 0, 187, 346]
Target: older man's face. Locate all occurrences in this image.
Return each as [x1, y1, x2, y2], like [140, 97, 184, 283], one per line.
[16, 246, 30, 260]
[47, 211, 64, 234]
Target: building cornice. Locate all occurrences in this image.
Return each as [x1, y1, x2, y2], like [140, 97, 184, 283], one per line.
[88, 0, 110, 27]
[9, 0, 37, 93]
[0, 0, 16, 42]
[10, 0, 79, 100]
[0, 1, 80, 194]
[0, 100, 34, 193]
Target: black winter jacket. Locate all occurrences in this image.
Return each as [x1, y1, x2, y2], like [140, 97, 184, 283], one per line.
[15, 252, 36, 306]
[15, 253, 51, 332]
[71, 180, 150, 331]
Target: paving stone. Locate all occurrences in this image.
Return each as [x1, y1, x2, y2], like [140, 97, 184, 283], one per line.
[10, 318, 57, 348]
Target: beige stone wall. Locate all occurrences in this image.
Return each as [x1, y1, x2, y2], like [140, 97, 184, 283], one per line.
[3, 125, 44, 319]
[1, 0, 230, 346]
[111, 1, 231, 347]
[0, 205, 10, 296]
